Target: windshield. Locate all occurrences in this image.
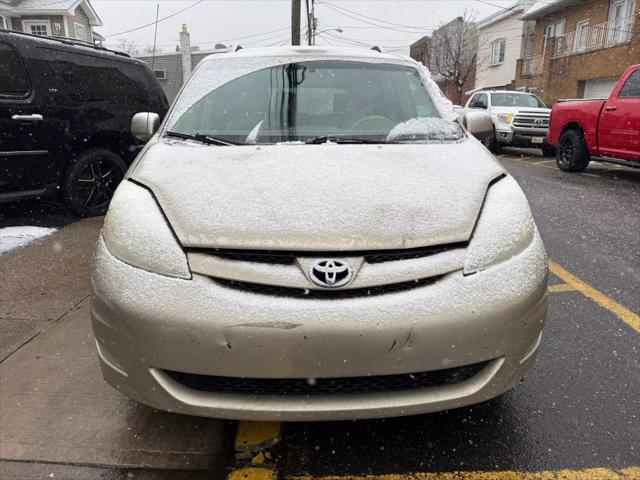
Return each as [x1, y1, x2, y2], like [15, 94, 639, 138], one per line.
[167, 60, 463, 144]
[491, 93, 547, 108]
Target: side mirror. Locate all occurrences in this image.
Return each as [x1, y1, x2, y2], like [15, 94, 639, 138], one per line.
[131, 112, 160, 142]
[463, 111, 494, 141]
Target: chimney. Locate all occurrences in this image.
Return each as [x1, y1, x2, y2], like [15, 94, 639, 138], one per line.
[179, 23, 192, 80]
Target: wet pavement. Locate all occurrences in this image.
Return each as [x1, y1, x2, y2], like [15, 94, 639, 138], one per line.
[1, 150, 638, 479]
[271, 151, 640, 477]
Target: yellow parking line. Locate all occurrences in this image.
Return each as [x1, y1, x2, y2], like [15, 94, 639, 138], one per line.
[290, 467, 640, 480]
[228, 421, 282, 480]
[548, 283, 577, 293]
[505, 157, 557, 169]
[549, 260, 640, 334]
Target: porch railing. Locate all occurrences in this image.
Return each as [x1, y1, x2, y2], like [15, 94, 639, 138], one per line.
[522, 55, 544, 76]
[553, 15, 636, 58]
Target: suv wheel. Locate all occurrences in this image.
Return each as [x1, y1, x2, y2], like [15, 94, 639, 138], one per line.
[541, 143, 556, 157]
[63, 150, 127, 217]
[556, 129, 590, 172]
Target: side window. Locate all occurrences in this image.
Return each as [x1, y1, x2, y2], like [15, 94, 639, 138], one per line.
[0, 42, 30, 97]
[619, 70, 640, 98]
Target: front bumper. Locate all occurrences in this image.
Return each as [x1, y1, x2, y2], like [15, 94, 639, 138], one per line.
[496, 129, 550, 148]
[90, 234, 548, 421]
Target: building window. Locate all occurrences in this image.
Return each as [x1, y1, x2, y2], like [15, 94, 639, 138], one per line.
[74, 22, 86, 40]
[543, 20, 565, 55]
[490, 39, 506, 65]
[575, 20, 590, 51]
[0, 15, 10, 30]
[22, 20, 51, 36]
[153, 70, 167, 80]
[608, 0, 636, 44]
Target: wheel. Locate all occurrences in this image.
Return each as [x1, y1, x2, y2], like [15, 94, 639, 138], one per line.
[556, 129, 590, 172]
[541, 143, 556, 157]
[482, 131, 501, 154]
[63, 150, 127, 217]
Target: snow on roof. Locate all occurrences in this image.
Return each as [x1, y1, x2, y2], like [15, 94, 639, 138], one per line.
[521, 0, 571, 20]
[8, 0, 102, 26]
[477, 0, 527, 29]
[200, 46, 407, 65]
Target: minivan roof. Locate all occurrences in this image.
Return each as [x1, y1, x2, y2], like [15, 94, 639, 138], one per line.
[199, 46, 411, 66]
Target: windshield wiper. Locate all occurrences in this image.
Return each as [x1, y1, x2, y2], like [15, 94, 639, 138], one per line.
[165, 131, 236, 146]
[304, 135, 387, 145]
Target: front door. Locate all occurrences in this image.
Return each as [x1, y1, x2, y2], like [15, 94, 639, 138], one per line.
[598, 68, 640, 162]
[0, 41, 55, 194]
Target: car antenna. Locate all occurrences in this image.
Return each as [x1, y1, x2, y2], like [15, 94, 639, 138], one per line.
[146, 3, 160, 135]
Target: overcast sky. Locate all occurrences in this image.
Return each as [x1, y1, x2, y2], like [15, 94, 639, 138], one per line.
[92, 0, 510, 54]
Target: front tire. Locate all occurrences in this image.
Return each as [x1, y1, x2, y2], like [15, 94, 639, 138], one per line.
[63, 150, 127, 217]
[556, 129, 590, 172]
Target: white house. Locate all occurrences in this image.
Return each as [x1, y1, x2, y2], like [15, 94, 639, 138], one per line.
[473, 0, 537, 91]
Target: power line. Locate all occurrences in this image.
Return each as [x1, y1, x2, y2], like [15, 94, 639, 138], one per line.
[103, 0, 205, 37]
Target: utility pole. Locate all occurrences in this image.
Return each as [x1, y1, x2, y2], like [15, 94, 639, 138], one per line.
[291, 0, 301, 46]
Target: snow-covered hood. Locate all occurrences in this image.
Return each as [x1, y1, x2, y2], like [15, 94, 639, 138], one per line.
[131, 139, 505, 251]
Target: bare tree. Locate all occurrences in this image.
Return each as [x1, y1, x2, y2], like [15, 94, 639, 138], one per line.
[430, 10, 479, 105]
[142, 45, 163, 54]
[114, 38, 140, 55]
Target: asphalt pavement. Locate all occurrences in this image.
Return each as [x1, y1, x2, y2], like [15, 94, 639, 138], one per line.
[0, 149, 638, 479]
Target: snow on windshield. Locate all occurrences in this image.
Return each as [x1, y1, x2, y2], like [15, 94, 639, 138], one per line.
[387, 118, 463, 143]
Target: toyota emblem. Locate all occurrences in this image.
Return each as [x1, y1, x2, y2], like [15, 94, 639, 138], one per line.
[534, 119, 544, 125]
[309, 259, 352, 288]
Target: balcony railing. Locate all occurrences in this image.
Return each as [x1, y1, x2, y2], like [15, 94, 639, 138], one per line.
[522, 55, 544, 76]
[553, 15, 636, 58]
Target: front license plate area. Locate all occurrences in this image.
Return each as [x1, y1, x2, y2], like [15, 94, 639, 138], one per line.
[531, 136, 545, 144]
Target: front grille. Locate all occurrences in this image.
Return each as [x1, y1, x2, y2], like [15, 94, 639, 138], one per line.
[192, 242, 467, 266]
[164, 361, 491, 396]
[513, 112, 550, 130]
[213, 275, 443, 299]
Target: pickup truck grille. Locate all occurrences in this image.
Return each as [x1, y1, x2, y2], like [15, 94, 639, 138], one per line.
[512, 111, 550, 131]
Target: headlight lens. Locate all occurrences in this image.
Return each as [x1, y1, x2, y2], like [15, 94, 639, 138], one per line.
[496, 113, 514, 123]
[102, 180, 191, 279]
[464, 176, 535, 275]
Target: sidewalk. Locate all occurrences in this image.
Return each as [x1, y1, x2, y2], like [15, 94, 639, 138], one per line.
[0, 218, 228, 478]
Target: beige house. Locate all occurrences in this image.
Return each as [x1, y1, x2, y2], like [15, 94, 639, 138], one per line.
[473, 0, 537, 92]
[0, 0, 102, 43]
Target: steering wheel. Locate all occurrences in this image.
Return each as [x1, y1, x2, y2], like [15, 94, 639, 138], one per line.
[348, 115, 396, 132]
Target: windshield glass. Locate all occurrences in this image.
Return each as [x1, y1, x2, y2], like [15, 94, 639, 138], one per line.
[167, 60, 463, 144]
[491, 93, 547, 108]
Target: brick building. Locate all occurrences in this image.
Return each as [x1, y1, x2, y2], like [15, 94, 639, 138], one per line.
[409, 35, 431, 69]
[410, 18, 477, 105]
[515, 0, 639, 103]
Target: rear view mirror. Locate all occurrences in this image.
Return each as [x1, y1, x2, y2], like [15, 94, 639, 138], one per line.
[131, 112, 161, 142]
[463, 111, 493, 141]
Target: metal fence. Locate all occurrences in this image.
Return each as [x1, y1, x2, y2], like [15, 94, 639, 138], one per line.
[553, 15, 636, 58]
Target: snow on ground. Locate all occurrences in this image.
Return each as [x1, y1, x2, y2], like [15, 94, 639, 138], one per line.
[0, 226, 57, 255]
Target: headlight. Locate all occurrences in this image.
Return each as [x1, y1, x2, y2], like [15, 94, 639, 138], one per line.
[496, 113, 514, 124]
[464, 176, 535, 275]
[102, 181, 191, 279]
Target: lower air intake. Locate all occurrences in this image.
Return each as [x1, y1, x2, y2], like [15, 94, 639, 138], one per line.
[164, 361, 491, 396]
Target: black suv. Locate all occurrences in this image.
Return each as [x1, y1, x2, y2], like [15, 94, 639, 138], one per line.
[0, 30, 168, 216]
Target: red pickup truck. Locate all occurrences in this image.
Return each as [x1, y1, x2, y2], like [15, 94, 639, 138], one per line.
[547, 65, 640, 172]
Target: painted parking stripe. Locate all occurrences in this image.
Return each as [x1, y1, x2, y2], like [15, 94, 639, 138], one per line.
[548, 283, 577, 293]
[550, 260, 640, 334]
[227, 421, 282, 480]
[289, 467, 640, 480]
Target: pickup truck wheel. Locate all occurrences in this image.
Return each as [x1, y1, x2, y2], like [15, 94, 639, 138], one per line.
[542, 143, 556, 157]
[63, 150, 127, 217]
[556, 129, 590, 172]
